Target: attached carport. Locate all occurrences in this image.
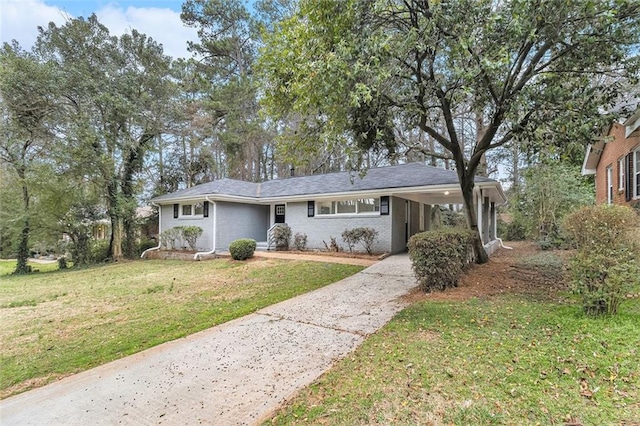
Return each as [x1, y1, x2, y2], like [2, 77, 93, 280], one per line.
[385, 180, 506, 254]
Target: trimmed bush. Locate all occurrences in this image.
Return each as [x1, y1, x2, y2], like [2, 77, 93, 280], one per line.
[229, 238, 257, 260]
[408, 228, 476, 292]
[341, 227, 379, 254]
[293, 232, 308, 251]
[272, 224, 291, 250]
[341, 229, 360, 252]
[358, 227, 378, 254]
[564, 205, 640, 316]
[182, 226, 203, 251]
[323, 236, 342, 252]
[160, 227, 182, 250]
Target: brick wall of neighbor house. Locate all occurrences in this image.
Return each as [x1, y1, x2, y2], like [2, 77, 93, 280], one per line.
[285, 201, 394, 253]
[215, 202, 270, 250]
[161, 205, 214, 251]
[596, 123, 640, 206]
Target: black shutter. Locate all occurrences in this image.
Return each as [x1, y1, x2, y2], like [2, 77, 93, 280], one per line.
[307, 201, 315, 217]
[626, 153, 633, 202]
[173, 203, 179, 218]
[203, 201, 209, 217]
[380, 196, 390, 215]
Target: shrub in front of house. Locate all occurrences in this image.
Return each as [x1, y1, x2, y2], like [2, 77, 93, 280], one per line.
[408, 228, 475, 292]
[564, 205, 640, 316]
[229, 238, 257, 260]
[323, 236, 342, 252]
[182, 226, 203, 251]
[293, 232, 308, 251]
[341, 227, 379, 254]
[272, 224, 291, 250]
[341, 229, 360, 252]
[160, 227, 182, 250]
[358, 227, 378, 254]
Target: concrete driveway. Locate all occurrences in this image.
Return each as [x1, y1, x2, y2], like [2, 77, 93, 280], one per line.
[0, 254, 416, 426]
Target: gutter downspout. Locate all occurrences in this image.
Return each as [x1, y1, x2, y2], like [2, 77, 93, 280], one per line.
[194, 196, 216, 260]
[141, 202, 162, 259]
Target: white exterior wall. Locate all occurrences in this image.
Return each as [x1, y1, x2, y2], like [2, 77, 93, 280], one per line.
[284, 201, 394, 253]
[160, 204, 214, 251]
[215, 202, 270, 250]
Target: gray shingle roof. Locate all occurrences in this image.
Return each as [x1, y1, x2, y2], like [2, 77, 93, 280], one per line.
[151, 162, 497, 203]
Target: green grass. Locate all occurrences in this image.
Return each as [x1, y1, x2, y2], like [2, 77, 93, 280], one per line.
[268, 294, 640, 424]
[0, 260, 60, 275]
[0, 258, 363, 398]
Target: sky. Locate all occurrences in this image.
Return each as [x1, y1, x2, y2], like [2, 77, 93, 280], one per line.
[0, 0, 199, 59]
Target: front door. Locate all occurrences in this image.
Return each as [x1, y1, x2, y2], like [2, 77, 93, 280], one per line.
[275, 204, 286, 223]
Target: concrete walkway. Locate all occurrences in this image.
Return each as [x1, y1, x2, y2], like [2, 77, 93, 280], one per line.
[0, 255, 416, 426]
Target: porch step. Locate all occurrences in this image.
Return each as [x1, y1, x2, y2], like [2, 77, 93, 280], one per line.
[255, 241, 270, 251]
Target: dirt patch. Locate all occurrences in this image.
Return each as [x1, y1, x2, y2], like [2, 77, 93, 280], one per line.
[403, 241, 570, 303]
[248, 250, 380, 266]
[1, 373, 72, 400]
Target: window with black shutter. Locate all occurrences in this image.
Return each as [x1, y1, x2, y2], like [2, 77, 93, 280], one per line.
[380, 196, 390, 215]
[203, 201, 209, 217]
[307, 201, 315, 217]
[173, 204, 179, 218]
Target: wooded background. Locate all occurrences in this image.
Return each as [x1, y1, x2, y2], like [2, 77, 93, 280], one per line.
[1, 0, 638, 271]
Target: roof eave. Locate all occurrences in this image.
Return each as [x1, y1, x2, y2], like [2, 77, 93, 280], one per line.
[582, 139, 606, 176]
[151, 181, 505, 205]
[622, 108, 640, 127]
[258, 183, 465, 203]
[151, 193, 261, 204]
[476, 181, 508, 204]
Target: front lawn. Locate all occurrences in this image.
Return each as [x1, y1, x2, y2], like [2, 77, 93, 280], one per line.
[0, 260, 59, 275]
[268, 248, 640, 425]
[0, 258, 363, 398]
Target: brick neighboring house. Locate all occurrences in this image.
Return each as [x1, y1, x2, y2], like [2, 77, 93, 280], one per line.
[582, 109, 640, 207]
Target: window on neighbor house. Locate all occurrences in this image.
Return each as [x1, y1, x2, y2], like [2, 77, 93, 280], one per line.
[316, 198, 380, 215]
[618, 157, 625, 191]
[606, 165, 613, 205]
[635, 148, 640, 198]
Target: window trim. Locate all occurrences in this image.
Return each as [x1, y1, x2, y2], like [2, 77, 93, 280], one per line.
[179, 202, 205, 219]
[618, 157, 625, 191]
[315, 197, 381, 216]
[380, 196, 390, 215]
[606, 165, 613, 205]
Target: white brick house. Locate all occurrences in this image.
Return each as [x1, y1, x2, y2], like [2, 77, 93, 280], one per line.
[145, 163, 506, 258]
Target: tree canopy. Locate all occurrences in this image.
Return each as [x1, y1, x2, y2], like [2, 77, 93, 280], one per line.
[1, 0, 639, 267]
[259, 0, 640, 261]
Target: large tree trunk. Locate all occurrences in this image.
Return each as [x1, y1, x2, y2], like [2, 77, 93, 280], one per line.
[15, 218, 30, 274]
[123, 216, 136, 259]
[456, 163, 489, 264]
[14, 176, 30, 274]
[111, 217, 123, 260]
[475, 112, 489, 177]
